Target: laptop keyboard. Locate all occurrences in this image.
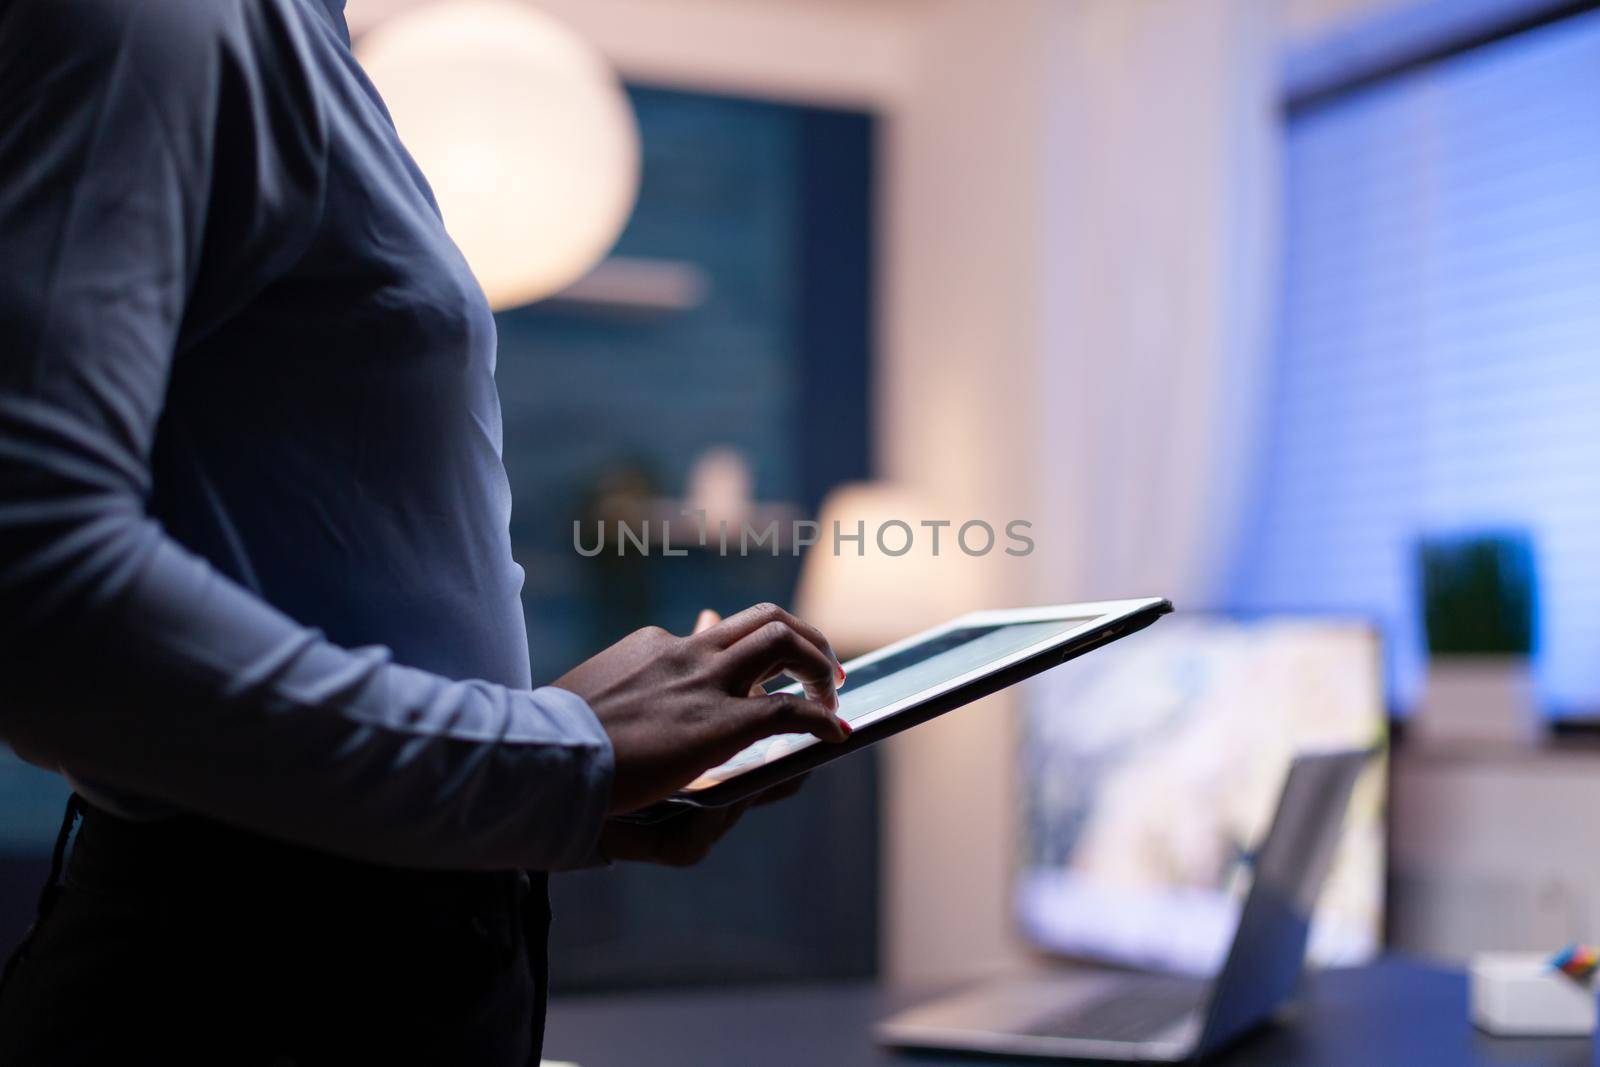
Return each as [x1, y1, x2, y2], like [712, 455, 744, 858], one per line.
[1023, 978, 1208, 1044]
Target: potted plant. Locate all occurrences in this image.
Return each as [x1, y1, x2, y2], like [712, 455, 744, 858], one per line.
[1413, 531, 1539, 747]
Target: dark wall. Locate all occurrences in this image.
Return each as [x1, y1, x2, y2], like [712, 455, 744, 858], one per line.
[497, 85, 874, 682]
[499, 86, 878, 989]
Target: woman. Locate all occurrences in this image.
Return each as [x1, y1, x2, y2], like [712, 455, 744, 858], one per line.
[0, 0, 847, 1061]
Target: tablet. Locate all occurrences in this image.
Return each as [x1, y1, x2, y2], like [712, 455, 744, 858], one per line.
[657, 598, 1172, 813]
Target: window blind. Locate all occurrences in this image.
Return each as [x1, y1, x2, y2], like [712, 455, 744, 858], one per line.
[1232, 11, 1600, 715]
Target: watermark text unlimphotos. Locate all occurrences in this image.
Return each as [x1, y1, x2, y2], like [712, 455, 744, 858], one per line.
[573, 512, 1034, 558]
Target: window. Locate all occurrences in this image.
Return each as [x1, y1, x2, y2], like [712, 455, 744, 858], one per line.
[1231, 11, 1600, 716]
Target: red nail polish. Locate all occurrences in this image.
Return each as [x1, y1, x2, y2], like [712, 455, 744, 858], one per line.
[838, 717, 853, 736]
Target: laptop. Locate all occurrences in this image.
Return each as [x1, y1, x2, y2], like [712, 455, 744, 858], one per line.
[876, 749, 1372, 1061]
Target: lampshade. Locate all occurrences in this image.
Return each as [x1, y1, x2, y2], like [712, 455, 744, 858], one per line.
[795, 483, 991, 657]
[356, 0, 640, 310]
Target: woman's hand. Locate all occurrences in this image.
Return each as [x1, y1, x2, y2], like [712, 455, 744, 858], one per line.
[553, 603, 848, 815]
[597, 774, 809, 867]
[590, 609, 817, 866]
[692, 608, 769, 697]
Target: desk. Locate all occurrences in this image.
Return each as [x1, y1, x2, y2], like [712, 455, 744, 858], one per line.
[544, 959, 1594, 1066]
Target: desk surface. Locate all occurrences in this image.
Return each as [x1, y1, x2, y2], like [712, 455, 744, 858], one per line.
[544, 959, 1594, 1066]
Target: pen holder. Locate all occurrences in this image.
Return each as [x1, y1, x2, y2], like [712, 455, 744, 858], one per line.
[1471, 949, 1599, 1037]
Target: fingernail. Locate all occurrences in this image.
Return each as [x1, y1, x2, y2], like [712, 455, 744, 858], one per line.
[836, 664, 847, 684]
[837, 717, 853, 736]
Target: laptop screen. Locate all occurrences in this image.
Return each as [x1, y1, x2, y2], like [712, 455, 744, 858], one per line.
[1016, 617, 1386, 976]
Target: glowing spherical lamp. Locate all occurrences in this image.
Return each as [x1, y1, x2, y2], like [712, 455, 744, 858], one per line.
[356, 0, 640, 310]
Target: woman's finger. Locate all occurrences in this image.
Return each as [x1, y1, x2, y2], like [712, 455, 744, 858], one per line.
[694, 609, 763, 694]
[718, 619, 839, 709]
[690, 602, 844, 683]
[737, 690, 849, 745]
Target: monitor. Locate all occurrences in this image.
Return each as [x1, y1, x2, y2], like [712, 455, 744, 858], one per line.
[1017, 616, 1386, 975]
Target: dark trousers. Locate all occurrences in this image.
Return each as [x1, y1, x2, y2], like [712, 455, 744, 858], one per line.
[0, 798, 549, 1066]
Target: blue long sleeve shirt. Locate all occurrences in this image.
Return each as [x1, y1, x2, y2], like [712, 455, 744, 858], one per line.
[0, 0, 614, 871]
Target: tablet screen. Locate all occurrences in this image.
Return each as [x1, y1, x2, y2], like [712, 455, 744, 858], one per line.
[685, 615, 1094, 790]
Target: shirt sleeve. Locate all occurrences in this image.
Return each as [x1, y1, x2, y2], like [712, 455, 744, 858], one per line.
[0, 0, 612, 871]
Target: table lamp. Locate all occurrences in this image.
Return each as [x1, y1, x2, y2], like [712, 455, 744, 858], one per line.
[794, 483, 990, 658]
